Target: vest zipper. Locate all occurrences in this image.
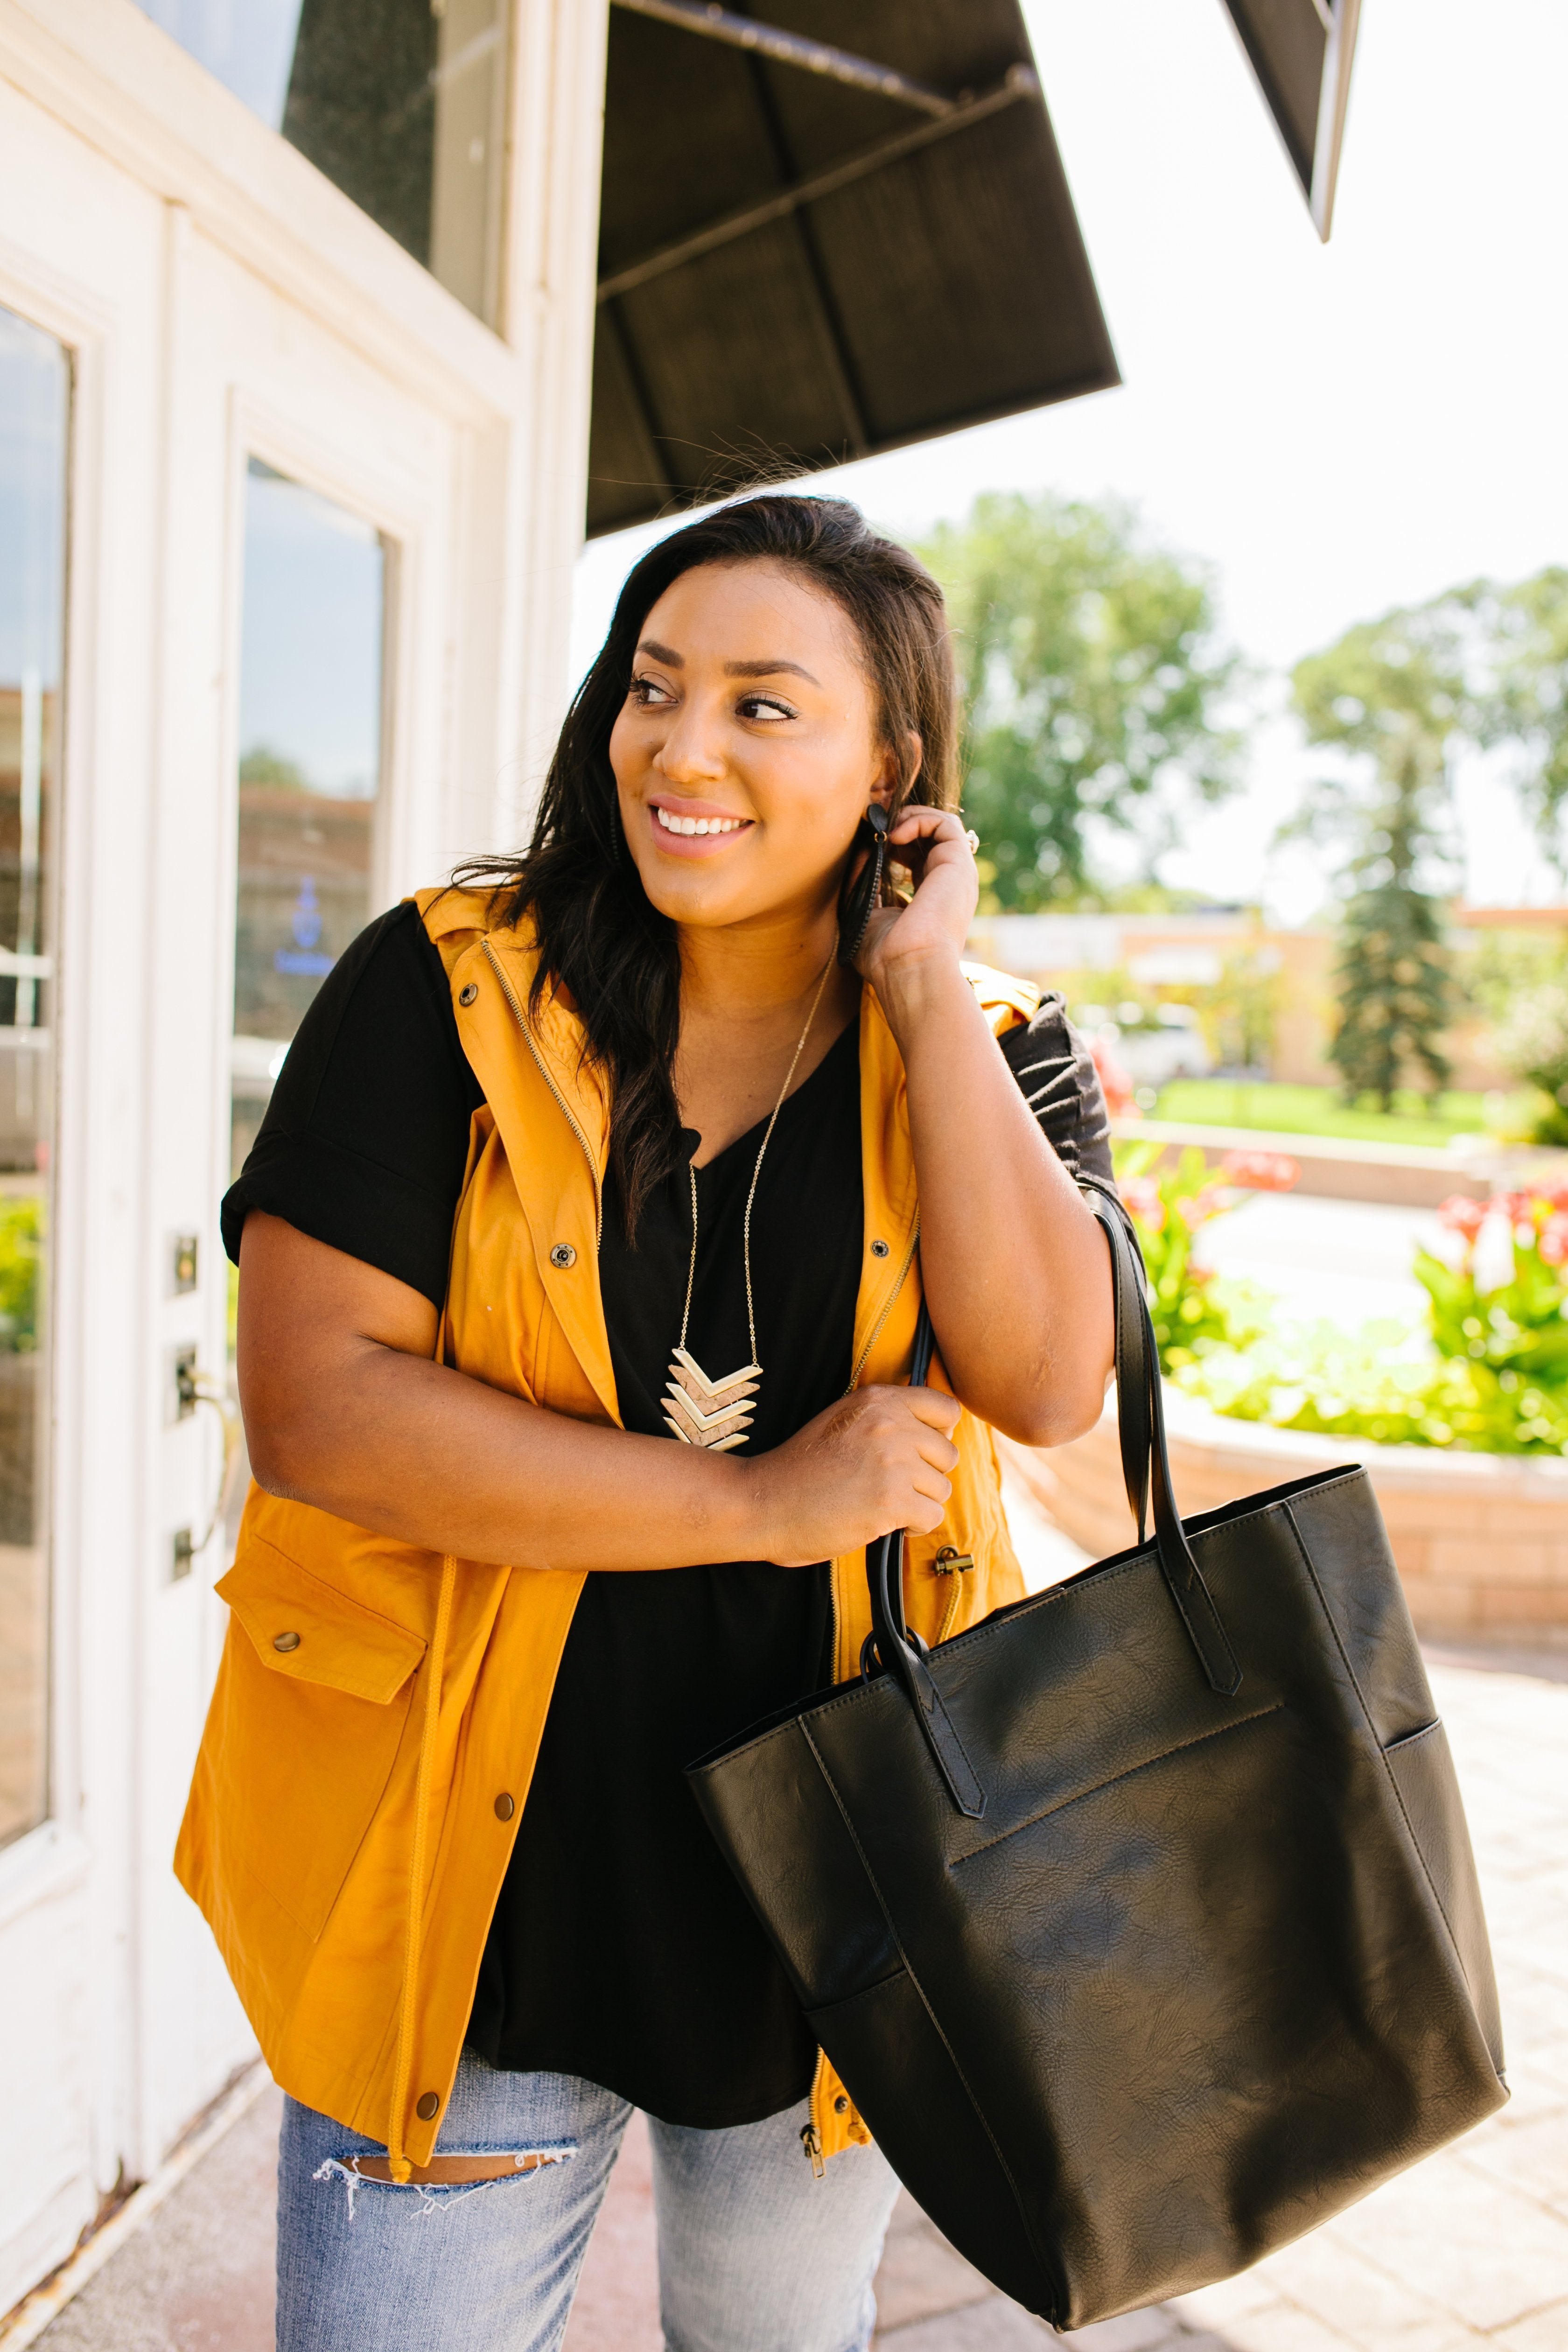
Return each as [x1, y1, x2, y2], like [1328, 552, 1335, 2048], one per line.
[800, 2120, 826, 2177]
[846, 1224, 919, 1394]
[832, 1224, 919, 1682]
[480, 938, 603, 1246]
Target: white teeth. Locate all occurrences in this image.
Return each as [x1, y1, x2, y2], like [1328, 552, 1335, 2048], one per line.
[656, 807, 742, 837]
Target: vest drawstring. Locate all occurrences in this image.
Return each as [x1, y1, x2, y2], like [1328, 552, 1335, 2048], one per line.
[386, 1552, 457, 2183]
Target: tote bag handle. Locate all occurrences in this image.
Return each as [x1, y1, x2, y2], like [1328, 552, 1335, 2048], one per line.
[865, 1178, 1240, 1818]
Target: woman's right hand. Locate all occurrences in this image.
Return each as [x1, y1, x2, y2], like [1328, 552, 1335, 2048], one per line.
[239, 1214, 963, 1576]
[742, 1385, 962, 1567]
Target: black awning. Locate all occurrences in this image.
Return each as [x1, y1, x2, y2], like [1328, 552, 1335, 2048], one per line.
[587, 2, 1118, 537]
[1221, 0, 1362, 238]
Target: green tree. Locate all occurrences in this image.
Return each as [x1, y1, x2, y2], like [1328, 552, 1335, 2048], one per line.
[1292, 602, 1469, 1106]
[917, 493, 1242, 910]
[1462, 567, 1568, 872]
[239, 744, 309, 789]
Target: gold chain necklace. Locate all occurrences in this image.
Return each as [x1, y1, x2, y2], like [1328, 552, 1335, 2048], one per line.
[663, 958, 834, 1452]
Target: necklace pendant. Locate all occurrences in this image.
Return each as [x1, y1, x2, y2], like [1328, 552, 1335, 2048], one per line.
[664, 1344, 762, 1452]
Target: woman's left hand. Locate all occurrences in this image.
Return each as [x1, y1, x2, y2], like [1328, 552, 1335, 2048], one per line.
[855, 805, 978, 994]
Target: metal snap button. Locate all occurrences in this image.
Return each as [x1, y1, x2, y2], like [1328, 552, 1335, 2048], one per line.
[833, 2093, 850, 2114]
[415, 2092, 441, 2121]
[549, 1243, 576, 1269]
[494, 1792, 515, 1821]
[870, 1239, 890, 1259]
[458, 982, 478, 1006]
[272, 1631, 301, 1653]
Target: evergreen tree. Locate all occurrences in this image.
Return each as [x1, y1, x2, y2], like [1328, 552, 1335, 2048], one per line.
[1292, 568, 1568, 1107]
[1330, 884, 1453, 1105]
[1292, 606, 1466, 1106]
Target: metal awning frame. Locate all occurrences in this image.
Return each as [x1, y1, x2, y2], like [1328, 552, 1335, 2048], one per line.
[609, 0, 959, 117]
[596, 63, 1041, 306]
[1309, 0, 1361, 238]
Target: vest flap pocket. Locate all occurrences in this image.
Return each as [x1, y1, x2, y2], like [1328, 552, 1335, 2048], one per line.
[218, 1540, 426, 1705]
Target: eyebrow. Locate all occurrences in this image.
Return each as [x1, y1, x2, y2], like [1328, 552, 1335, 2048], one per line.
[725, 657, 820, 684]
[634, 639, 820, 687]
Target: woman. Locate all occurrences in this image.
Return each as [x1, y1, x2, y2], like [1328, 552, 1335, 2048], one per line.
[179, 494, 1116, 2352]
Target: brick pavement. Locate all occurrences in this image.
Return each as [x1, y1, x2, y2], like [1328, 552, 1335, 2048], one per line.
[14, 1647, 1567, 2352]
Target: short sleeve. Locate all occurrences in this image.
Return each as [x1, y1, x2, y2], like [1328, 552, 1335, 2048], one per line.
[222, 899, 485, 1305]
[997, 993, 1114, 1183]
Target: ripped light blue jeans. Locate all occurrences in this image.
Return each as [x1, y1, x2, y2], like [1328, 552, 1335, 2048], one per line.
[276, 2050, 901, 2352]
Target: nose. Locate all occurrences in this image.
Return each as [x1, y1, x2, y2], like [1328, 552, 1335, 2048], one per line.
[652, 695, 728, 786]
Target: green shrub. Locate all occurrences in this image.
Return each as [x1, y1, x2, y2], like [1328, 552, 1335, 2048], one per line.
[1113, 1150, 1568, 1456]
[1168, 1327, 1568, 1455]
[0, 1197, 42, 1351]
[1112, 1141, 1296, 1369]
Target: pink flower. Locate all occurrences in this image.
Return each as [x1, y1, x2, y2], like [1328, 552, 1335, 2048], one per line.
[1091, 1036, 1136, 1120]
[1220, 1150, 1299, 1194]
[1540, 1215, 1568, 1268]
[1121, 1176, 1165, 1232]
[1438, 1196, 1487, 1239]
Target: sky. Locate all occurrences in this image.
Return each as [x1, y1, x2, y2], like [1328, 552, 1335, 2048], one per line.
[0, 309, 69, 690]
[571, 0, 1568, 922]
[239, 464, 384, 799]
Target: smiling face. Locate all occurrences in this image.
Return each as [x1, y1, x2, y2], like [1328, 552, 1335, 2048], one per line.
[608, 558, 901, 937]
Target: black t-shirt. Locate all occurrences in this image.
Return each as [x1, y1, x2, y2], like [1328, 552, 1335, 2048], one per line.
[223, 899, 1112, 2128]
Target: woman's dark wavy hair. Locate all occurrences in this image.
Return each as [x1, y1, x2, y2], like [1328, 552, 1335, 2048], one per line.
[460, 493, 958, 1234]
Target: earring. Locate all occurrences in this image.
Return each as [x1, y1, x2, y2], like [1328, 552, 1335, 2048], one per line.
[837, 803, 889, 969]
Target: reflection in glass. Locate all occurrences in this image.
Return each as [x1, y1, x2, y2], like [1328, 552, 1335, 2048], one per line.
[131, 0, 509, 325]
[231, 460, 385, 1187]
[0, 306, 65, 1851]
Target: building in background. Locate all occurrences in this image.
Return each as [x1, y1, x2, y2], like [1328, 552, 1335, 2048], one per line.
[0, 0, 1358, 2315]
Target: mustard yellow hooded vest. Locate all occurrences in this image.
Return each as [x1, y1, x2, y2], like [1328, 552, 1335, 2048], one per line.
[176, 889, 1039, 2172]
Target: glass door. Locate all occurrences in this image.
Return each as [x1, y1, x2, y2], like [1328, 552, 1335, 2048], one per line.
[0, 305, 65, 1853]
[230, 458, 388, 1190]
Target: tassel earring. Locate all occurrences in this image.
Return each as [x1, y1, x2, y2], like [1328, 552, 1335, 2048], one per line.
[837, 803, 889, 969]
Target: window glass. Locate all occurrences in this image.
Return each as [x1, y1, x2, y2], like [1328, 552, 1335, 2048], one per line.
[131, 0, 509, 326]
[231, 460, 385, 1187]
[0, 306, 65, 1851]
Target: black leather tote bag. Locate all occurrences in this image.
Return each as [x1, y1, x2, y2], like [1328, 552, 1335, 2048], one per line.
[688, 1181, 1507, 2330]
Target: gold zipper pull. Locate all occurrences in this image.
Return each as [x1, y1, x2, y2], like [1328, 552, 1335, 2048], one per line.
[800, 2121, 826, 2178]
[934, 1547, 975, 1574]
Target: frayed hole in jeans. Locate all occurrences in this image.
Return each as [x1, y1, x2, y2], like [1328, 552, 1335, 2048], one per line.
[311, 2148, 574, 2224]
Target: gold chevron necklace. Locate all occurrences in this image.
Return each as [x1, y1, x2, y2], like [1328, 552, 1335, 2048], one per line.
[663, 956, 834, 1453]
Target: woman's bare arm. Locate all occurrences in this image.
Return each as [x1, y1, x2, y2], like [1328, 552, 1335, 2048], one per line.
[236, 1211, 960, 1570]
[863, 810, 1115, 1449]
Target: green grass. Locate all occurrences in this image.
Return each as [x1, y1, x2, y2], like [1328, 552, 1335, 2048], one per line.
[1148, 1080, 1525, 1148]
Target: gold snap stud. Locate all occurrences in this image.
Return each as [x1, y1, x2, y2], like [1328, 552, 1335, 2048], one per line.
[272, 1631, 301, 1653]
[833, 2093, 850, 2114]
[494, 1792, 515, 1821]
[458, 982, 478, 1006]
[415, 2092, 441, 2121]
[549, 1243, 576, 1269]
[870, 1239, 890, 1259]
